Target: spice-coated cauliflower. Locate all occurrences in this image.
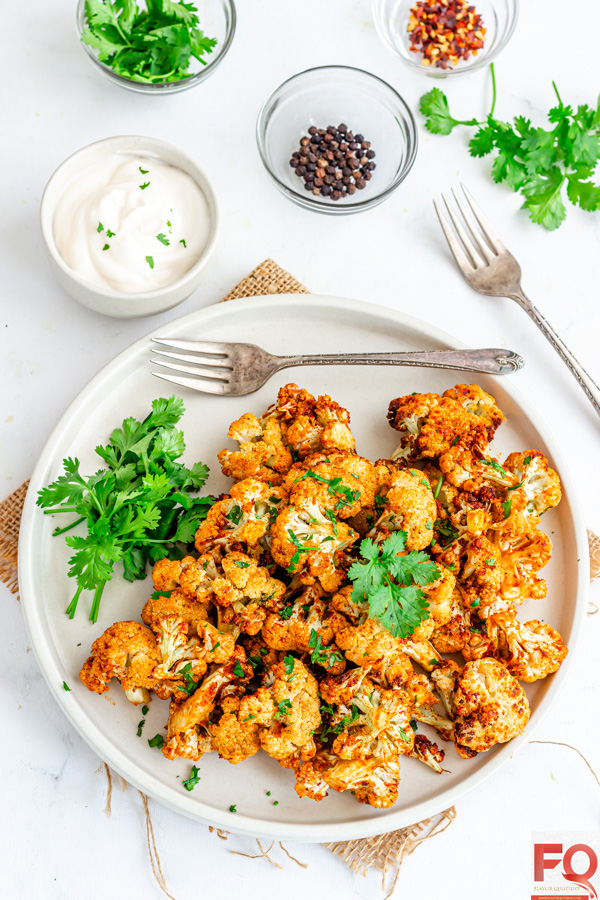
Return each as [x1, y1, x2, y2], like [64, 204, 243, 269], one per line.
[438, 658, 531, 758]
[491, 610, 568, 682]
[270, 502, 358, 592]
[262, 383, 356, 459]
[217, 412, 293, 485]
[283, 450, 378, 520]
[368, 468, 437, 551]
[195, 478, 287, 557]
[79, 621, 161, 705]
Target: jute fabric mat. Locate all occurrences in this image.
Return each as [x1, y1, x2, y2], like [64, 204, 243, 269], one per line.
[2, 258, 598, 893]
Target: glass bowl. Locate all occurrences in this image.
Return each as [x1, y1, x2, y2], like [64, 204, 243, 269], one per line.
[76, 0, 236, 94]
[256, 66, 418, 215]
[373, 0, 519, 78]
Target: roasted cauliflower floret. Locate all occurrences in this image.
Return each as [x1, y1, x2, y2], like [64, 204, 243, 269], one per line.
[195, 478, 286, 556]
[503, 450, 561, 516]
[79, 621, 160, 704]
[459, 535, 503, 607]
[369, 468, 437, 551]
[163, 650, 251, 760]
[333, 617, 415, 688]
[217, 412, 293, 485]
[451, 658, 530, 758]
[295, 752, 401, 808]
[261, 586, 346, 672]
[142, 581, 209, 636]
[409, 565, 456, 642]
[208, 695, 262, 764]
[491, 611, 568, 682]
[442, 384, 503, 444]
[388, 393, 473, 461]
[264, 383, 356, 458]
[439, 447, 514, 495]
[493, 530, 552, 604]
[330, 679, 414, 761]
[270, 502, 358, 592]
[256, 658, 321, 764]
[284, 451, 377, 520]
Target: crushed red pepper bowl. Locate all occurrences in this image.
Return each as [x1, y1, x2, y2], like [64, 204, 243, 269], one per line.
[373, 0, 519, 78]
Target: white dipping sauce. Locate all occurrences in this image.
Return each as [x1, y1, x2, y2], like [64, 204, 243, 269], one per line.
[53, 153, 210, 293]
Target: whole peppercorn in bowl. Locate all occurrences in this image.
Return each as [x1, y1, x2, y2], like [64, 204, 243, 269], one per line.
[372, 0, 519, 78]
[256, 66, 418, 215]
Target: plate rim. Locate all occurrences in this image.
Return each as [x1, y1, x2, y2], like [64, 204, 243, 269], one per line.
[18, 293, 589, 841]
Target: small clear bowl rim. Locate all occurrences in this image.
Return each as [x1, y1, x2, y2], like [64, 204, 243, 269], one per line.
[75, 0, 237, 93]
[372, 0, 520, 78]
[255, 64, 419, 214]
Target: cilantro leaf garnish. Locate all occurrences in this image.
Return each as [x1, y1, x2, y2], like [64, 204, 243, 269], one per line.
[182, 765, 201, 791]
[145, 255, 154, 268]
[80, 0, 218, 85]
[156, 233, 170, 246]
[148, 734, 165, 748]
[36, 397, 212, 622]
[348, 532, 439, 639]
[233, 660, 244, 678]
[274, 699, 292, 720]
[420, 68, 600, 229]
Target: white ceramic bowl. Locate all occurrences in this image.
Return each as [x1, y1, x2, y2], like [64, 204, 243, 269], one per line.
[40, 136, 219, 319]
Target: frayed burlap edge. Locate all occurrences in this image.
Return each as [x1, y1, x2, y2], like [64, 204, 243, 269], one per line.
[0, 480, 29, 596]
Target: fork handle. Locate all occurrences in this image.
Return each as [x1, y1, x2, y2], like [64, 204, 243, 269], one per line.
[275, 348, 522, 375]
[512, 291, 600, 417]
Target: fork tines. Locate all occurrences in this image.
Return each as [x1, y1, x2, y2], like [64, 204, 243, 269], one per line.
[150, 337, 233, 393]
[434, 184, 506, 271]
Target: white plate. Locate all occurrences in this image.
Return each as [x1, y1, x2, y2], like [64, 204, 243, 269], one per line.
[19, 294, 588, 842]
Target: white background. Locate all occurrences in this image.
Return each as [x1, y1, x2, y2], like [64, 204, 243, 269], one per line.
[2, 1, 599, 898]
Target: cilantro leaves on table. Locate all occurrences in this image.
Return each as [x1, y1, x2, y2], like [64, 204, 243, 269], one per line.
[81, 0, 218, 84]
[182, 765, 201, 791]
[348, 532, 440, 639]
[36, 396, 214, 623]
[419, 65, 600, 230]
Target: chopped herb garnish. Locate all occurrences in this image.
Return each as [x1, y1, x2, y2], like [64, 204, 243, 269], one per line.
[470, 598, 481, 608]
[210, 642, 220, 652]
[233, 660, 245, 678]
[266, 791, 271, 797]
[481, 459, 509, 478]
[156, 233, 170, 246]
[280, 605, 294, 620]
[524, 455, 532, 464]
[179, 239, 187, 248]
[234, 560, 250, 568]
[242, 715, 256, 723]
[106, 229, 115, 238]
[142, 705, 149, 715]
[139, 167, 149, 175]
[102, 243, 110, 251]
[283, 655, 296, 680]
[140, 182, 150, 190]
[274, 699, 292, 720]
[62, 681, 71, 691]
[145, 255, 154, 268]
[324, 508, 338, 536]
[433, 476, 443, 499]
[137, 719, 145, 736]
[229, 804, 237, 813]
[226, 505, 243, 524]
[273, 801, 279, 806]
[182, 765, 201, 791]
[97, 222, 104, 232]
[148, 734, 165, 749]
[502, 499, 512, 519]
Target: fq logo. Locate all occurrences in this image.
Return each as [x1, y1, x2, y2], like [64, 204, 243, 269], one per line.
[532, 833, 600, 900]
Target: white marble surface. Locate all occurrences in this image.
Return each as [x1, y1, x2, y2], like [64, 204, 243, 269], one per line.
[3, 1, 599, 897]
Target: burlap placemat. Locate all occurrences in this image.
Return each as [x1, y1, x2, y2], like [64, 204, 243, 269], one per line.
[2, 258, 598, 895]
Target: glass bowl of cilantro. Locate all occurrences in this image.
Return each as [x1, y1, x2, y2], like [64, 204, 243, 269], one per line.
[372, 0, 519, 79]
[76, 0, 236, 93]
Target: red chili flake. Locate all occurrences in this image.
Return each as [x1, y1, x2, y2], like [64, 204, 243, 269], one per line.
[407, 0, 486, 69]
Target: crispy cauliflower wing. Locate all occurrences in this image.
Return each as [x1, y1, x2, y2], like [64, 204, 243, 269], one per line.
[451, 658, 530, 758]
[262, 383, 355, 458]
[333, 617, 415, 687]
[256, 658, 321, 764]
[503, 450, 561, 516]
[284, 451, 377, 520]
[217, 412, 293, 485]
[493, 530, 552, 604]
[208, 695, 262, 764]
[491, 611, 568, 682]
[79, 621, 160, 705]
[368, 468, 437, 551]
[142, 580, 209, 635]
[195, 478, 287, 556]
[270, 502, 358, 592]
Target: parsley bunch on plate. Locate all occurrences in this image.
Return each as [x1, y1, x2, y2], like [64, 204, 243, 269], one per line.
[420, 65, 600, 230]
[81, 0, 217, 83]
[348, 532, 440, 639]
[37, 396, 213, 623]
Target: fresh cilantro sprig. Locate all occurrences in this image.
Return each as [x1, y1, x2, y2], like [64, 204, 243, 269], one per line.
[420, 65, 600, 230]
[348, 532, 440, 639]
[81, 0, 218, 84]
[36, 397, 214, 623]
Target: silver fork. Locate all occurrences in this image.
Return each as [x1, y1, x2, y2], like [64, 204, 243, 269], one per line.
[150, 339, 523, 396]
[435, 184, 600, 418]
